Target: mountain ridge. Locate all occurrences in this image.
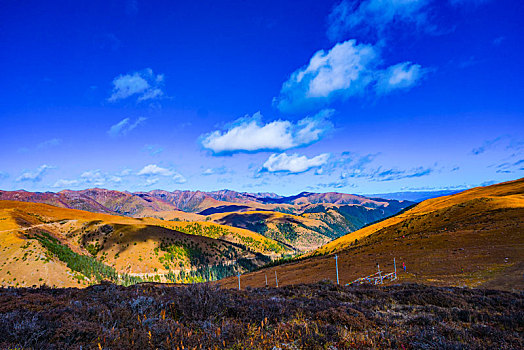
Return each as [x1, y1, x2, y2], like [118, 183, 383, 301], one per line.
[0, 187, 412, 216]
[218, 177, 524, 291]
[0, 188, 415, 254]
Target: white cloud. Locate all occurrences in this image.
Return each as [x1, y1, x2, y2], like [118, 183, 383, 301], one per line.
[276, 40, 377, 112]
[138, 164, 174, 176]
[142, 144, 164, 156]
[53, 169, 127, 189]
[375, 62, 426, 94]
[137, 164, 186, 183]
[37, 138, 62, 149]
[137, 88, 163, 102]
[328, 0, 431, 41]
[172, 173, 187, 184]
[262, 153, 330, 173]
[81, 170, 108, 186]
[295, 109, 335, 145]
[109, 73, 148, 101]
[109, 176, 123, 183]
[201, 110, 333, 154]
[119, 168, 132, 176]
[16, 165, 54, 182]
[108, 68, 165, 102]
[328, 0, 492, 41]
[203, 117, 293, 153]
[108, 117, 146, 137]
[275, 40, 425, 112]
[145, 178, 159, 186]
[201, 166, 230, 176]
[52, 179, 79, 188]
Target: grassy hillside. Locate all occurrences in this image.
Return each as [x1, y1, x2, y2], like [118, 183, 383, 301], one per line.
[211, 210, 333, 251]
[209, 201, 412, 252]
[0, 189, 414, 252]
[218, 178, 524, 291]
[316, 177, 524, 254]
[0, 201, 288, 287]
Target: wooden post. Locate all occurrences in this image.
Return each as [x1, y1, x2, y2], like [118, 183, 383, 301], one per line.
[334, 254, 339, 285]
[237, 273, 241, 291]
[377, 263, 383, 284]
[275, 270, 278, 288]
[393, 258, 397, 280]
[265, 273, 268, 287]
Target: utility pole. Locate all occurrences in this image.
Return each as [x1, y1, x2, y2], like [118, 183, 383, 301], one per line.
[334, 254, 339, 285]
[237, 273, 241, 291]
[275, 270, 278, 288]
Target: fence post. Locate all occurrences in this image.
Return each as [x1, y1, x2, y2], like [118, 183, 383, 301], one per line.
[275, 270, 278, 288]
[334, 254, 339, 285]
[237, 273, 241, 291]
[393, 258, 397, 280]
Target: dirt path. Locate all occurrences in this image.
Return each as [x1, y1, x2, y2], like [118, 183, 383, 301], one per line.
[0, 220, 77, 234]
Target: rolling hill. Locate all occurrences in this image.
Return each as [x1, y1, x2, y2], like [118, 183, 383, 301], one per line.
[0, 200, 288, 288]
[0, 188, 414, 252]
[367, 189, 463, 202]
[209, 202, 410, 251]
[218, 178, 524, 291]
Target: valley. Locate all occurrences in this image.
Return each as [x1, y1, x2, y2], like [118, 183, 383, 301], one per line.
[0, 189, 412, 288]
[1, 179, 522, 292]
[0, 200, 285, 287]
[219, 178, 524, 292]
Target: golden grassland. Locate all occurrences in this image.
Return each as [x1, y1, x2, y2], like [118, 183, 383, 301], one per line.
[218, 178, 524, 291]
[0, 200, 288, 287]
[317, 177, 524, 254]
[0, 200, 284, 253]
[1, 178, 522, 291]
[210, 210, 335, 251]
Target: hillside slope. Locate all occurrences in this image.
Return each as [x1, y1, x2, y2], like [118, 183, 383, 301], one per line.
[0, 188, 411, 215]
[0, 201, 288, 287]
[0, 188, 414, 252]
[209, 203, 406, 252]
[218, 178, 524, 291]
[1, 282, 521, 349]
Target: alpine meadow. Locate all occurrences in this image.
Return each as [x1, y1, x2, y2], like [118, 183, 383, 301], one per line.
[0, 0, 523, 349]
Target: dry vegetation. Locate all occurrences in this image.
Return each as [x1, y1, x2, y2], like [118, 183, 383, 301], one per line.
[0, 188, 413, 253]
[316, 178, 524, 254]
[0, 200, 288, 287]
[211, 210, 333, 251]
[0, 281, 522, 349]
[219, 178, 524, 291]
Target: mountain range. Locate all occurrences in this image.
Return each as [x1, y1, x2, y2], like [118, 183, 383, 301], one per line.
[0, 188, 413, 287]
[0, 188, 413, 252]
[3, 179, 521, 291]
[0, 188, 411, 215]
[220, 178, 524, 291]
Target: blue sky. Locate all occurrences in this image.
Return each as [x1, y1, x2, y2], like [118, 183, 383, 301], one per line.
[0, 0, 523, 195]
